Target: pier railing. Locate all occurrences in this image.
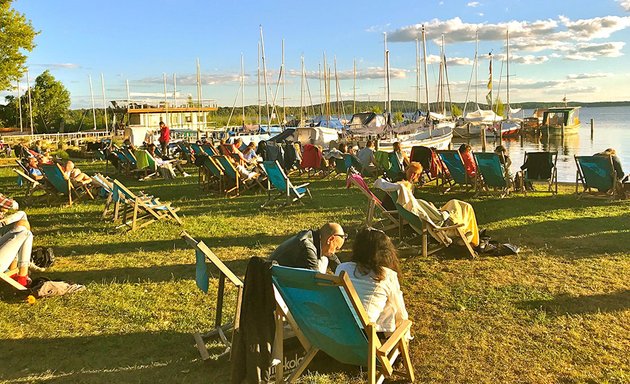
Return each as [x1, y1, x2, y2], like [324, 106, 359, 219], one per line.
[0, 131, 112, 145]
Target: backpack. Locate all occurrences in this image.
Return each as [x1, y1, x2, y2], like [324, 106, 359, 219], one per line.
[31, 247, 55, 268]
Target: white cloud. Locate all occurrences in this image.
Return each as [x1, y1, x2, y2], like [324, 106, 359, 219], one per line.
[510, 54, 549, 64]
[138, 73, 244, 86]
[618, 0, 630, 11]
[563, 42, 625, 60]
[31, 63, 81, 70]
[566, 72, 611, 80]
[559, 15, 630, 40]
[467, 2, 480, 7]
[293, 66, 409, 81]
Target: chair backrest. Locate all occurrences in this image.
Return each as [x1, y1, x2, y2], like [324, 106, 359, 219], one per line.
[410, 146, 432, 170]
[178, 142, 192, 155]
[215, 156, 238, 179]
[112, 179, 137, 202]
[438, 150, 467, 185]
[121, 148, 137, 165]
[262, 160, 289, 191]
[522, 151, 556, 180]
[334, 157, 347, 174]
[92, 173, 113, 194]
[474, 152, 509, 188]
[41, 163, 70, 194]
[575, 155, 616, 191]
[388, 152, 403, 174]
[202, 144, 219, 156]
[374, 150, 390, 171]
[347, 173, 381, 204]
[191, 143, 204, 156]
[202, 156, 223, 177]
[271, 265, 369, 366]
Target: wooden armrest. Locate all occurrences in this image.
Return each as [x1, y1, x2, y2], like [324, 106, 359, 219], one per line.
[436, 223, 464, 230]
[378, 319, 412, 355]
[295, 183, 310, 188]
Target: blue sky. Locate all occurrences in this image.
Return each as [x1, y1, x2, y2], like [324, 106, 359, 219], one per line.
[4, 0, 630, 109]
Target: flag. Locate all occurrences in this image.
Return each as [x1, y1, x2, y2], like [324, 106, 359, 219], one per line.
[486, 57, 493, 105]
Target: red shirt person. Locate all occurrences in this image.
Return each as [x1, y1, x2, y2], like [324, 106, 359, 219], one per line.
[158, 121, 170, 156]
[458, 144, 477, 179]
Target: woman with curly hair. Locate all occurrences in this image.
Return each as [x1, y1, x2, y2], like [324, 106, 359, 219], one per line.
[335, 227, 408, 333]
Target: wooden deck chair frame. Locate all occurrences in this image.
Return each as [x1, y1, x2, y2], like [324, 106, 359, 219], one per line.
[473, 152, 512, 197]
[13, 168, 45, 198]
[271, 267, 414, 384]
[213, 156, 241, 197]
[201, 156, 225, 195]
[347, 173, 399, 232]
[437, 150, 475, 193]
[574, 155, 621, 200]
[181, 231, 244, 360]
[111, 179, 182, 231]
[520, 151, 558, 195]
[261, 160, 311, 208]
[392, 192, 476, 259]
[92, 173, 115, 218]
[41, 163, 94, 206]
[1, 268, 28, 291]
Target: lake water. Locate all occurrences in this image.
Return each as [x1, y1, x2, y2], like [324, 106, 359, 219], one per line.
[456, 106, 630, 182]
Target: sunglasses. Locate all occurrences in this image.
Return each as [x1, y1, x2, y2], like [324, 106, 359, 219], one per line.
[332, 233, 348, 240]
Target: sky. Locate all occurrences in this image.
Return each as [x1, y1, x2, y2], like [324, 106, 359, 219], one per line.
[3, 0, 630, 109]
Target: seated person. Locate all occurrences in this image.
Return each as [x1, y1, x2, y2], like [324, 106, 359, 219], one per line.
[27, 157, 44, 181]
[241, 142, 260, 165]
[226, 154, 260, 181]
[594, 148, 626, 181]
[0, 194, 33, 287]
[357, 140, 377, 175]
[494, 145, 513, 179]
[123, 138, 137, 151]
[147, 144, 190, 177]
[392, 142, 410, 169]
[459, 144, 477, 179]
[269, 222, 345, 273]
[63, 160, 92, 185]
[31, 140, 43, 154]
[375, 175, 480, 248]
[335, 227, 408, 334]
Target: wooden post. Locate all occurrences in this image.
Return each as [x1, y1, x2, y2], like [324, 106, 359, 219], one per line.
[561, 123, 565, 139]
[481, 126, 487, 152]
[590, 118, 594, 139]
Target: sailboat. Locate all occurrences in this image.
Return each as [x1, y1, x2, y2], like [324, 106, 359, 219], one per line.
[494, 29, 522, 137]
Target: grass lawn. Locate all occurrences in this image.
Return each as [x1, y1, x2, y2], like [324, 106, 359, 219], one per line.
[0, 160, 628, 383]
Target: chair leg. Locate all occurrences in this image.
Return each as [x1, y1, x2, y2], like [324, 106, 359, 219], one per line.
[367, 324, 377, 384]
[287, 347, 319, 383]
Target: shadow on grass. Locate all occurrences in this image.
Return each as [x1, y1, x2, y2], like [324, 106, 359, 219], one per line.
[0, 331, 229, 384]
[518, 290, 630, 315]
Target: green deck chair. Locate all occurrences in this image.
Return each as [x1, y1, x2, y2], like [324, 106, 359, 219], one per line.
[200, 156, 225, 194]
[390, 190, 476, 259]
[41, 163, 94, 206]
[473, 152, 512, 197]
[111, 179, 182, 231]
[374, 150, 390, 175]
[261, 160, 311, 208]
[387, 152, 404, 181]
[574, 155, 620, 199]
[438, 150, 474, 192]
[202, 144, 219, 156]
[190, 143, 205, 157]
[520, 151, 558, 195]
[271, 265, 414, 384]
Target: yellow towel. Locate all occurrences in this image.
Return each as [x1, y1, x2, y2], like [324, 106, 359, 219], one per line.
[440, 200, 480, 247]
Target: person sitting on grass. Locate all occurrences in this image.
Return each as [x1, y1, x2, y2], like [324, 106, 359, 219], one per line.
[335, 227, 408, 334]
[0, 194, 33, 288]
[63, 160, 92, 185]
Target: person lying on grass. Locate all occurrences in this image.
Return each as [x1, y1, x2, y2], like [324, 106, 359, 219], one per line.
[335, 227, 409, 335]
[0, 194, 33, 287]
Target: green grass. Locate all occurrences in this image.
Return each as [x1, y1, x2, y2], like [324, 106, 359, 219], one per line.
[0, 162, 628, 383]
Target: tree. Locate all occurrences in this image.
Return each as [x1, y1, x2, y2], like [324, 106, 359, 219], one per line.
[0, 0, 38, 91]
[393, 111, 403, 123]
[451, 104, 463, 117]
[28, 70, 71, 132]
[371, 105, 383, 114]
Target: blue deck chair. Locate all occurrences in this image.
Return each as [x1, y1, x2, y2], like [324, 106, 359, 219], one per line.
[40, 163, 94, 206]
[271, 266, 414, 383]
[520, 151, 558, 195]
[374, 150, 390, 176]
[261, 160, 311, 208]
[438, 150, 474, 192]
[200, 156, 225, 194]
[214, 156, 242, 197]
[387, 152, 404, 181]
[181, 231, 244, 360]
[190, 143, 205, 157]
[13, 168, 45, 198]
[202, 144, 219, 156]
[113, 150, 133, 175]
[177, 142, 194, 162]
[91, 173, 115, 218]
[473, 152, 512, 197]
[574, 155, 621, 199]
[111, 179, 182, 231]
[390, 190, 476, 259]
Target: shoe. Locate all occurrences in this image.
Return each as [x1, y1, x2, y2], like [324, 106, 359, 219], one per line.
[12, 274, 31, 288]
[183, 172, 191, 177]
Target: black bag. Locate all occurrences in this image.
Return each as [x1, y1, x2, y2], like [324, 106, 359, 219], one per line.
[31, 247, 55, 268]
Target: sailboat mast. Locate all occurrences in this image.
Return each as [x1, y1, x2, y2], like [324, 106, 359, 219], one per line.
[475, 30, 479, 108]
[257, 42, 261, 127]
[88, 74, 97, 131]
[259, 26, 271, 128]
[506, 29, 510, 118]
[415, 36, 420, 111]
[162, 73, 168, 128]
[102, 73, 109, 133]
[334, 56, 341, 119]
[241, 53, 245, 125]
[300, 56, 305, 125]
[422, 26, 430, 114]
[353, 58, 356, 115]
[17, 79, 23, 132]
[27, 70, 33, 135]
[384, 33, 390, 113]
[318, 63, 324, 116]
[281, 39, 286, 125]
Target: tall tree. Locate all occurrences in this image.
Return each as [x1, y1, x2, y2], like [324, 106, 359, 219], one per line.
[29, 70, 71, 132]
[0, 0, 38, 91]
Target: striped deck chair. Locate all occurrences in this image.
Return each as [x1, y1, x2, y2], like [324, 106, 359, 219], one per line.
[181, 231, 244, 360]
[271, 266, 414, 384]
[520, 151, 558, 195]
[41, 163, 94, 206]
[261, 160, 311, 208]
[111, 179, 182, 231]
[177, 142, 195, 162]
[473, 152, 512, 197]
[390, 190, 476, 259]
[574, 155, 622, 199]
[437, 150, 475, 192]
[190, 143, 205, 157]
[346, 172, 398, 231]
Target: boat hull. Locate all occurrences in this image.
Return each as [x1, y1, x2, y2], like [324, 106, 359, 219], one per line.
[376, 127, 453, 153]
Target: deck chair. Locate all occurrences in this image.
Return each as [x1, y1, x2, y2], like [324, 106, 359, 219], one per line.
[111, 179, 182, 230]
[438, 150, 474, 192]
[410, 146, 440, 184]
[473, 152, 512, 197]
[40, 163, 94, 206]
[519, 151, 558, 195]
[391, 190, 476, 259]
[574, 155, 621, 199]
[181, 231, 244, 360]
[92, 173, 115, 218]
[347, 172, 399, 232]
[215, 156, 265, 196]
[0, 268, 28, 291]
[386, 152, 405, 181]
[271, 266, 414, 384]
[134, 150, 159, 179]
[13, 169, 44, 198]
[261, 160, 311, 208]
[190, 143, 204, 157]
[113, 150, 133, 175]
[200, 156, 225, 194]
[202, 144, 220, 157]
[374, 150, 390, 176]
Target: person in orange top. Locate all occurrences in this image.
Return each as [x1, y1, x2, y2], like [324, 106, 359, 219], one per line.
[458, 144, 477, 179]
